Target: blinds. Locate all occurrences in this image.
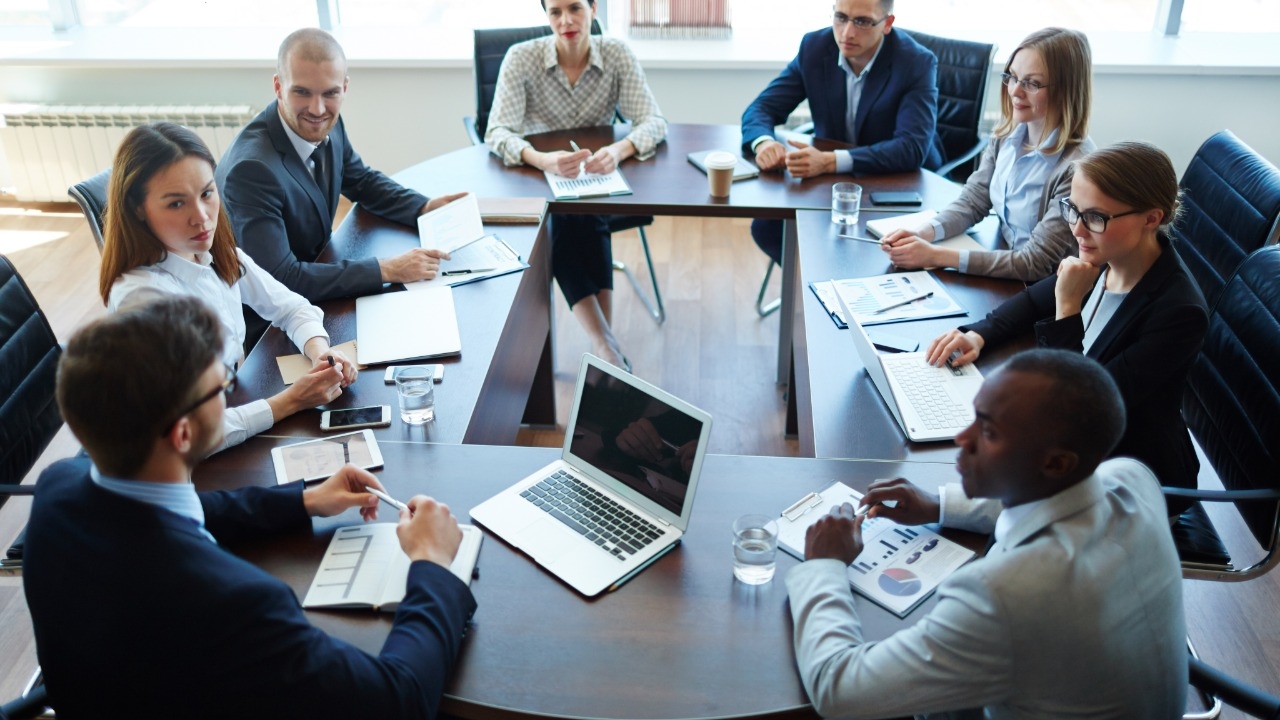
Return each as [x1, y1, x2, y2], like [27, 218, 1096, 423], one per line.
[629, 0, 731, 39]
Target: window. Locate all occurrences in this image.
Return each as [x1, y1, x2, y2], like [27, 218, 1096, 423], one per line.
[1180, 0, 1280, 33]
[334, 0, 546, 29]
[0, 0, 51, 26]
[75, 0, 316, 27]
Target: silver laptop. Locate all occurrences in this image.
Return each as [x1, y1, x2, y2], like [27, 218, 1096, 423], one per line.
[835, 291, 983, 442]
[470, 354, 713, 596]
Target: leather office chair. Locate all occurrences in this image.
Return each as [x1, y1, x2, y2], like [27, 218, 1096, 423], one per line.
[465, 24, 665, 324]
[1164, 244, 1280, 581]
[1170, 130, 1280, 309]
[1187, 654, 1280, 720]
[0, 683, 50, 720]
[755, 29, 996, 317]
[67, 169, 111, 254]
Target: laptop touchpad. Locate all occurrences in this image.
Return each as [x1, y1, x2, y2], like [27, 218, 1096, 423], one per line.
[515, 517, 578, 563]
[944, 378, 983, 408]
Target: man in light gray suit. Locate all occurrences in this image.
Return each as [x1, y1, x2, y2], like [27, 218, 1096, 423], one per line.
[788, 349, 1185, 719]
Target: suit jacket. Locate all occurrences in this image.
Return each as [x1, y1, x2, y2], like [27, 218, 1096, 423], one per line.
[963, 236, 1209, 498]
[786, 458, 1186, 719]
[933, 132, 1096, 281]
[23, 457, 476, 720]
[740, 28, 944, 174]
[215, 101, 429, 303]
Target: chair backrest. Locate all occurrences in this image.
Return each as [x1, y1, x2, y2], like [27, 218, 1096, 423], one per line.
[1172, 130, 1280, 308]
[68, 168, 111, 254]
[1182, 244, 1280, 547]
[903, 29, 996, 181]
[0, 255, 62, 500]
[471, 20, 605, 142]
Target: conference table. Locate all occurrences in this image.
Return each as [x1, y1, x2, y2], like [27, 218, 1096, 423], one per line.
[196, 437, 987, 720]
[243, 123, 969, 447]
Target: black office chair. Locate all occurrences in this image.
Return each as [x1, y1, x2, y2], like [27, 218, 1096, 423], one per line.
[67, 168, 111, 254]
[1187, 654, 1280, 719]
[755, 29, 996, 317]
[465, 24, 665, 324]
[1170, 130, 1280, 309]
[0, 683, 50, 720]
[1163, 244, 1280, 581]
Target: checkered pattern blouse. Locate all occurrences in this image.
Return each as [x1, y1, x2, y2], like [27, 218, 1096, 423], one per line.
[485, 34, 667, 166]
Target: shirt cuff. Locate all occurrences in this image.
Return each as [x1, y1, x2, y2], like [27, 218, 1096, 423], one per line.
[750, 135, 774, 154]
[956, 250, 971, 273]
[287, 320, 329, 357]
[929, 219, 947, 242]
[218, 400, 274, 452]
[834, 149, 854, 175]
[938, 483, 951, 526]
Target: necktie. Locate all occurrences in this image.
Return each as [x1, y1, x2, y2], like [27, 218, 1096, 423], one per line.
[310, 143, 330, 209]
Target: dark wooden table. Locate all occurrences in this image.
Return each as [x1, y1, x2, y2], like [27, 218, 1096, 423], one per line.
[197, 440, 984, 720]
[789, 209, 1031, 462]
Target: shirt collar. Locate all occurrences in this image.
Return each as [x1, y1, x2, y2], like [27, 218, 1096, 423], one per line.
[156, 249, 215, 282]
[541, 34, 604, 74]
[91, 464, 215, 543]
[279, 113, 324, 165]
[992, 494, 1051, 545]
[1015, 124, 1064, 157]
[837, 37, 884, 80]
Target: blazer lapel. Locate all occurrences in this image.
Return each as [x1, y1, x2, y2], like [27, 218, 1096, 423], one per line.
[265, 102, 332, 227]
[1087, 242, 1177, 361]
[854, 32, 894, 141]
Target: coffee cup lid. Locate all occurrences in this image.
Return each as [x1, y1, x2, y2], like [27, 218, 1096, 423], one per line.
[705, 151, 738, 170]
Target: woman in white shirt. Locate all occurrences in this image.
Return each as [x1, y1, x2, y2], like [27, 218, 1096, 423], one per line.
[99, 122, 356, 451]
[485, 0, 667, 370]
[881, 27, 1095, 281]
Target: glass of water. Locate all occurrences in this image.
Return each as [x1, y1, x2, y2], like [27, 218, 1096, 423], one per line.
[394, 367, 435, 425]
[831, 182, 863, 226]
[732, 514, 779, 584]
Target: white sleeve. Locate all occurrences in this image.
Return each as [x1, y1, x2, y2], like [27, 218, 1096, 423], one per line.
[938, 483, 1002, 534]
[234, 249, 328, 354]
[215, 400, 274, 452]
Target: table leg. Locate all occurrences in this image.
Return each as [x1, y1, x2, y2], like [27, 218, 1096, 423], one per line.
[776, 217, 798, 385]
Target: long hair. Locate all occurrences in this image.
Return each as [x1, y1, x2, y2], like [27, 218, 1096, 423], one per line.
[993, 27, 1092, 156]
[98, 122, 241, 304]
[1076, 141, 1182, 232]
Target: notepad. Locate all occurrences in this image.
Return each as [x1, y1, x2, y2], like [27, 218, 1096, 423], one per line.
[778, 481, 974, 618]
[303, 523, 482, 612]
[544, 167, 632, 200]
[866, 210, 986, 254]
[418, 192, 485, 254]
[355, 286, 462, 365]
[405, 235, 528, 289]
[686, 150, 759, 181]
[275, 339, 362, 385]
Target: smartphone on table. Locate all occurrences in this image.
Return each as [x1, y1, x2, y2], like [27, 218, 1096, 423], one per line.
[320, 405, 391, 431]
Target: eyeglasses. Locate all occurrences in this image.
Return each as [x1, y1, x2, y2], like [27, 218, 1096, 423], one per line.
[833, 12, 888, 30]
[161, 363, 237, 436]
[1000, 71, 1048, 94]
[1059, 199, 1143, 233]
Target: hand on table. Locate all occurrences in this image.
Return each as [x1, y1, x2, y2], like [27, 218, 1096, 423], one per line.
[753, 140, 787, 171]
[804, 502, 865, 564]
[583, 146, 622, 175]
[380, 247, 453, 283]
[314, 348, 357, 386]
[859, 478, 941, 525]
[397, 495, 463, 567]
[783, 140, 836, 178]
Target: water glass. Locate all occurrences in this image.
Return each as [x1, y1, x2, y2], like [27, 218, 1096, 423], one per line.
[395, 366, 435, 425]
[831, 182, 863, 226]
[732, 514, 779, 584]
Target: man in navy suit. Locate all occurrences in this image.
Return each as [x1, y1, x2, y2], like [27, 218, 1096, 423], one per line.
[741, 0, 944, 264]
[23, 296, 476, 719]
[217, 29, 466, 340]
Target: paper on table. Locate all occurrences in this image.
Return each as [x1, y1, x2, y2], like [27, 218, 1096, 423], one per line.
[866, 209, 985, 254]
[829, 271, 966, 326]
[544, 167, 632, 200]
[404, 235, 527, 290]
[417, 192, 485, 254]
[276, 339, 362, 385]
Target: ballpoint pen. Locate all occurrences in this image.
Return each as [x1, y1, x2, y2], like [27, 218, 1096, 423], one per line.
[442, 268, 496, 276]
[873, 291, 934, 314]
[838, 234, 884, 245]
[569, 140, 581, 153]
[364, 485, 408, 512]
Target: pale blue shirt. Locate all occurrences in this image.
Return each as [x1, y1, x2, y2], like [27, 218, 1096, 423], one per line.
[833, 40, 885, 174]
[91, 465, 215, 543]
[279, 114, 325, 183]
[1081, 269, 1128, 353]
[932, 125, 1064, 273]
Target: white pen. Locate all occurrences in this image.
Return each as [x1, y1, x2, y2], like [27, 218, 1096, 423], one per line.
[838, 234, 884, 245]
[364, 485, 408, 512]
[873, 291, 934, 314]
[569, 140, 581, 153]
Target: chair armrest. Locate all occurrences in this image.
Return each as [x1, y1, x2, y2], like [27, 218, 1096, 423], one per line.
[936, 136, 990, 180]
[463, 116, 482, 147]
[0, 487, 36, 496]
[1189, 656, 1280, 718]
[1162, 487, 1280, 502]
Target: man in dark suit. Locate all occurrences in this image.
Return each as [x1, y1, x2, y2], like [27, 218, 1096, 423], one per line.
[216, 28, 465, 308]
[741, 0, 944, 264]
[23, 296, 476, 719]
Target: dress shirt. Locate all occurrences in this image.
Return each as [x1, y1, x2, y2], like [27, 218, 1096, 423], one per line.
[280, 117, 323, 179]
[108, 247, 327, 451]
[485, 35, 667, 166]
[1081, 269, 1128, 354]
[91, 464, 215, 543]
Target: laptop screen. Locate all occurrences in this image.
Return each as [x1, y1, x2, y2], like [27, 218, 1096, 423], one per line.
[568, 364, 707, 515]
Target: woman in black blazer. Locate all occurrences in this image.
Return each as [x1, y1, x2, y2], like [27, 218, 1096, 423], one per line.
[927, 142, 1209, 513]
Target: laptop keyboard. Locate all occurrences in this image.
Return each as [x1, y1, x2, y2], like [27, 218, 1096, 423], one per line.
[520, 470, 663, 561]
[882, 356, 973, 431]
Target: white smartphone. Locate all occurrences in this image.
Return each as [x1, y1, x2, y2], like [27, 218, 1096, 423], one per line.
[320, 405, 391, 431]
[384, 364, 444, 384]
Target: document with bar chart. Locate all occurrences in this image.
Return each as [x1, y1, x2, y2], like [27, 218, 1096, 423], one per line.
[544, 167, 633, 200]
[777, 481, 975, 617]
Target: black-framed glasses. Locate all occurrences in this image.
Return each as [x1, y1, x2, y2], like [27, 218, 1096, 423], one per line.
[833, 12, 888, 29]
[1000, 71, 1048, 94]
[161, 363, 237, 436]
[1059, 198, 1143, 233]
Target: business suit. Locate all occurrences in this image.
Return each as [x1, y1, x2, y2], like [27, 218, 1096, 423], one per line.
[963, 236, 1208, 508]
[742, 27, 944, 264]
[786, 458, 1187, 719]
[24, 457, 476, 720]
[216, 101, 428, 303]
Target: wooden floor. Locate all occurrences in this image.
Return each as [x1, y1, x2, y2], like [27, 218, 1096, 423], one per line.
[1, 205, 1277, 716]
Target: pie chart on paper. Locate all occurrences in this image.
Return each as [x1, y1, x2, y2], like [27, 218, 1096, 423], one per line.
[878, 567, 923, 596]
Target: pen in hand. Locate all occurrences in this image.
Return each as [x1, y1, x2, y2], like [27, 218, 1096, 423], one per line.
[364, 485, 409, 512]
[569, 140, 581, 153]
[873, 291, 934, 314]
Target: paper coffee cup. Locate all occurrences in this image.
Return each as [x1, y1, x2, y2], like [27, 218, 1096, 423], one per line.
[705, 151, 737, 198]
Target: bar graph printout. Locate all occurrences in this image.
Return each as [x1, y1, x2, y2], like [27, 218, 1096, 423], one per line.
[544, 167, 633, 200]
[777, 481, 975, 617]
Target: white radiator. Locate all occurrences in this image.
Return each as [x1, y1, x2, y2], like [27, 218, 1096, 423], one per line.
[0, 104, 256, 202]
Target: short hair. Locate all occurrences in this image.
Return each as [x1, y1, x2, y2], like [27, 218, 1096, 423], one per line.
[1076, 141, 1182, 232]
[1001, 349, 1126, 471]
[99, 122, 242, 304]
[880, 0, 894, 14]
[993, 27, 1092, 156]
[57, 296, 224, 477]
[277, 27, 347, 79]
[540, 0, 597, 9]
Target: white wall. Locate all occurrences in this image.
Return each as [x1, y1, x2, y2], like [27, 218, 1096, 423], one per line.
[1, 63, 1278, 191]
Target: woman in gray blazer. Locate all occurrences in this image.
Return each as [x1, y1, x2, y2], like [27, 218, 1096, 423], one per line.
[882, 27, 1094, 281]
